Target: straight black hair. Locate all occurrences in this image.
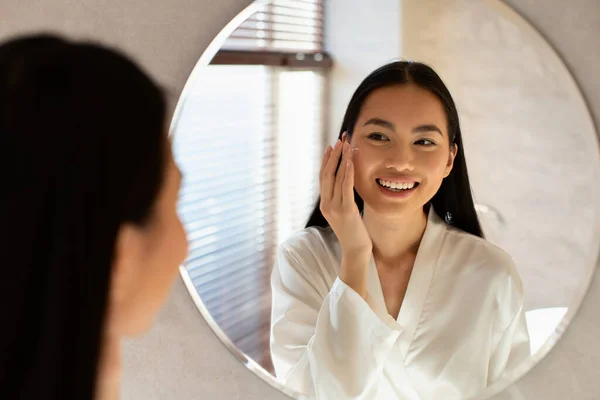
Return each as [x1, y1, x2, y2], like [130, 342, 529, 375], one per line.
[0, 34, 167, 399]
[305, 61, 483, 238]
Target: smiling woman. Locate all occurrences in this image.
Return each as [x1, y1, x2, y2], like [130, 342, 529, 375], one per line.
[270, 61, 529, 400]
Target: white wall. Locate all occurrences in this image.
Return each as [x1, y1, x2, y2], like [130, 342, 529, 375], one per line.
[324, 0, 402, 142]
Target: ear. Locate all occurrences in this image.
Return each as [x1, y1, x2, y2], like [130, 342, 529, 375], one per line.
[444, 143, 458, 178]
[106, 223, 144, 335]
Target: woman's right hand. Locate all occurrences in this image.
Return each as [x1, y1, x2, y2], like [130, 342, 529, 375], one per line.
[319, 135, 372, 258]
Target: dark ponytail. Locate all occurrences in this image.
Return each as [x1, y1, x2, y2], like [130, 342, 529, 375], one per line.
[0, 33, 167, 399]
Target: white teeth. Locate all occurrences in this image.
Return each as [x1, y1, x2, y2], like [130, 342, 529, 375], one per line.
[377, 179, 416, 190]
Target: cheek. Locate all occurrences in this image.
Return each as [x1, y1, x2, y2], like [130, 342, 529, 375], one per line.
[144, 215, 187, 322]
[147, 212, 188, 290]
[420, 152, 450, 176]
[120, 211, 188, 335]
[159, 211, 188, 271]
[173, 215, 189, 264]
[353, 146, 378, 177]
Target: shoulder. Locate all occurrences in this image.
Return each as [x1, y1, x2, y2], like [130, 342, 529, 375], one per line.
[442, 228, 525, 321]
[274, 227, 340, 290]
[280, 226, 337, 254]
[442, 226, 522, 290]
[278, 226, 340, 266]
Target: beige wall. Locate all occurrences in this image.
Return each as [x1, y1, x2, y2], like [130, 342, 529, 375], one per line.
[400, 0, 600, 313]
[1, 0, 599, 399]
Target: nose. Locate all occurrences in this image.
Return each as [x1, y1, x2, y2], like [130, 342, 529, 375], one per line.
[384, 142, 415, 171]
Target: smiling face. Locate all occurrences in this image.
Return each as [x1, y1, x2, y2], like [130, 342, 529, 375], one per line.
[349, 84, 457, 217]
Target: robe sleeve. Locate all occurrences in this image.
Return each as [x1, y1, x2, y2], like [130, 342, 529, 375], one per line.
[487, 265, 531, 385]
[270, 244, 403, 399]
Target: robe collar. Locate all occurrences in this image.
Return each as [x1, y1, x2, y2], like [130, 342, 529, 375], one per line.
[365, 206, 447, 355]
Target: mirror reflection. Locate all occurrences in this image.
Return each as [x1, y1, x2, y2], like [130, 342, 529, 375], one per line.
[172, 0, 600, 399]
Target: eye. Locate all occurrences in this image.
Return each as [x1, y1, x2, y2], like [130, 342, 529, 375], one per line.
[367, 133, 389, 141]
[415, 138, 436, 146]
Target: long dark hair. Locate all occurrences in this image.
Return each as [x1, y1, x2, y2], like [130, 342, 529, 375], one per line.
[306, 61, 483, 238]
[0, 34, 167, 399]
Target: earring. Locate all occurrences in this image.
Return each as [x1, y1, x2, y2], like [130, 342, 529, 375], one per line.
[445, 212, 454, 225]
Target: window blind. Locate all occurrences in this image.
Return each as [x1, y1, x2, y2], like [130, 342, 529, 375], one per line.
[173, 0, 328, 374]
[222, 0, 324, 52]
[173, 64, 326, 373]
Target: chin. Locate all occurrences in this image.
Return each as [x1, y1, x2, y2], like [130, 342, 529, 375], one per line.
[361, 190, 430, 218]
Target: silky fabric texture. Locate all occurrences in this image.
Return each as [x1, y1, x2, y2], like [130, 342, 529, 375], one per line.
[270, 208, 531, 400]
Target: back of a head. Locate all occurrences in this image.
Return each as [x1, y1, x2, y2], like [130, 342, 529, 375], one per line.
[0, 34, 166, 399]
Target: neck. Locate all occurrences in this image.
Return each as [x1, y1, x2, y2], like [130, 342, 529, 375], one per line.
[362, 205, 428, 265]
[95, 334, 122, 400]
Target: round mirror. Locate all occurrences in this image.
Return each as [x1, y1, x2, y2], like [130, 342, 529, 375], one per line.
[171, 0, 600, 398]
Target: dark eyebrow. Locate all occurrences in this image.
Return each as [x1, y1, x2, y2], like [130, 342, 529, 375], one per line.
[412, 124, 443, 136]
[364, 118, 443, 137]
[363, 118, 396, 131]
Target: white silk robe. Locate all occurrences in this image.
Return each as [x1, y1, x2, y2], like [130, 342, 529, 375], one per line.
[270, 208, 530, 400]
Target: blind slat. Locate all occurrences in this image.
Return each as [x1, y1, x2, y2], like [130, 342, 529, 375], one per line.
[268, 5, 322, 17]
[231, 27, 323, 39]
[242, 18, 321, 30]
[247, 14, 322, 28]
